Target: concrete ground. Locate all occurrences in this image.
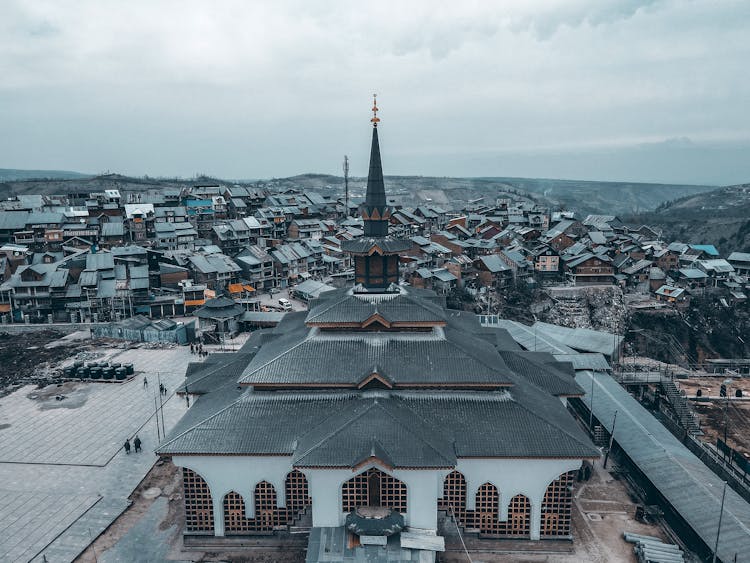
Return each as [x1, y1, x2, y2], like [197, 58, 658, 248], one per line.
[255, 287, 308, 312]
[0, 334, 242, 563]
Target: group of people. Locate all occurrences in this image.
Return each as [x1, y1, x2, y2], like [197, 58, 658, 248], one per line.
[190, 342, 209, 358]
[123, 435, 142, 454]
[142, 377, 167, 396]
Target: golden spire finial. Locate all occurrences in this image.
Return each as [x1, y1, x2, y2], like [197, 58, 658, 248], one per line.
[371, 94, 380, 127]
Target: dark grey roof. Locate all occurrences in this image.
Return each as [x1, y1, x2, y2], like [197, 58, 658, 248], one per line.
[305, 288, 446, 325]
[499, 350, 584, 396]
[158, 389, 598, 462]
[193, 297, 245, 319]
[238, 319, 515, 387]
[341, 237, 412, 254]
[578, 370, 750, 563]
[293, 397, 456, 468]
[179, 352, 257, 395]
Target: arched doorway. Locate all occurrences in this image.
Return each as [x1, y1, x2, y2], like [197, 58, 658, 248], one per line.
[341, 467, 407, 513]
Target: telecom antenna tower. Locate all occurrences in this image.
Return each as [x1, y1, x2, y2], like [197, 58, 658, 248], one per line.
[343, 155, 350, 217]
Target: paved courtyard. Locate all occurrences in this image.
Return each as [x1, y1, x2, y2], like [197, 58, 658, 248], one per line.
[0, 336, 233, 563]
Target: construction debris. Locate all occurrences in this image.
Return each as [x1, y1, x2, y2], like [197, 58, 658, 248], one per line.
[624, 532, 684, 562]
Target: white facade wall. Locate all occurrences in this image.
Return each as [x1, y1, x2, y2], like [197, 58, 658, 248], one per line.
[174, 455, 583, 540]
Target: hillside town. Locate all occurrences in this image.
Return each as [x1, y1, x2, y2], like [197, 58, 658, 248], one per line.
[2, 155, 750, 563]
[0, 180, 747, 332]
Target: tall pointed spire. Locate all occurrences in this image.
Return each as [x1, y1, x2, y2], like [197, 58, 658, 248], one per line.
[341, 95, 410, 291]
[361, 94, 390, 237]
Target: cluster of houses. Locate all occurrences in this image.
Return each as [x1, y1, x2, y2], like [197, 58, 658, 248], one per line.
[0, 185, 747, 324]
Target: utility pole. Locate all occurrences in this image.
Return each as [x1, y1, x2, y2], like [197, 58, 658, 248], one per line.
[603, 409, 618, 469]
[343, 155, 350, 217]
[712, 481, 727, 563]
[589, 372, 595, 432]
[154, 395, 161, 442]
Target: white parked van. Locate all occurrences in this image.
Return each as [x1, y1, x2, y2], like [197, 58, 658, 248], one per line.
[278, 298, 293, 311]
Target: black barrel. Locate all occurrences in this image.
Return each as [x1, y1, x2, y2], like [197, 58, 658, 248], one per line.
[124, 363, 134, 375]
[73, 360, 84, 368]
[90, 367, 102, 380]
[110, 362, 121, 369]
[102, 367, 114, 380]
[115, 367, 127, 380]
[77, 366, 90, 379]
[63, 366, 75, 378]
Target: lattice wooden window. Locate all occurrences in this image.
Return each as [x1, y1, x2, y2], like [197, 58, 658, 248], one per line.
[341, 468, 407, 513]
[285, 470, 311, 514]
[223, 491, 251, 534]
[183, 468, 214, 533]
[254, 481, 279, 532]
[442, 475, 531, 538]
[541, 471, 575, 537]
[473, 482, 499, 533]
[497, 494, 530, 537]
[222, 481, 295, 534]
[438, 470, 467, 525]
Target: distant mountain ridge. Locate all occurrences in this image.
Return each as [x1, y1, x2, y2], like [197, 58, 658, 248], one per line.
[627, 183, 750, 253]
[0, 168, 90, 182]
[0, 168, 724, 218]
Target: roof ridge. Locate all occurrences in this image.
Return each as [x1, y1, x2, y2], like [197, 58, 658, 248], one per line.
[443, 330, 509, 379]
[158, 389, 247, 452]
[240, 329, 314, 381]
[305, 293, 356, 322]
[294, 401, 377, 462]
[379, 399, 455, 463]
[510, 389, 597, 453]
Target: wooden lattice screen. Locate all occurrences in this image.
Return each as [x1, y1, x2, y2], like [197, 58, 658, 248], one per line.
[341, 468, 407, 513]
[439, 472, 531, 538]
[183, 468, 214, 533]
[541, 471, 575, 537]
[285, 469, 312, 514]
[438, 470, 468, 524]
[222, 472, 312, 535]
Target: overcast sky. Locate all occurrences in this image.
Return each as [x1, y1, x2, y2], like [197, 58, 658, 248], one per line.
[1, 0, 749, 185]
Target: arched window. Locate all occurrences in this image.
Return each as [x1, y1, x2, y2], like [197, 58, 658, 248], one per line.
[183, 468, 214, 533]
[541, 471, 576, 537]
[254, 481, 278, 532]
[474, 483, 499, 533]
[499, 494, 531, 537]
[223, 491, 248, 534]
[285, 470, 312, 517]
[438, 471, 467, 525]
[341, 468, 407, 513]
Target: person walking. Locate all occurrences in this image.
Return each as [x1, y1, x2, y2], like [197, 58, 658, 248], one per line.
[123, 438, 131, 455]
[143, 377, 148, 389]
[134, 435, 142, 453]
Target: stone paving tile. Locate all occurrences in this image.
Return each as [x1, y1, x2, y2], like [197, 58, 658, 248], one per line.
[0, 492, 100, 562]
[0, 342, 210, 563]
[0, 348, 192, 466]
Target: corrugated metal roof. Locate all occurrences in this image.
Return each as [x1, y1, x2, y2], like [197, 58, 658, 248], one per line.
[532, 322, 622, 356]
[577, 370, 750, 562]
